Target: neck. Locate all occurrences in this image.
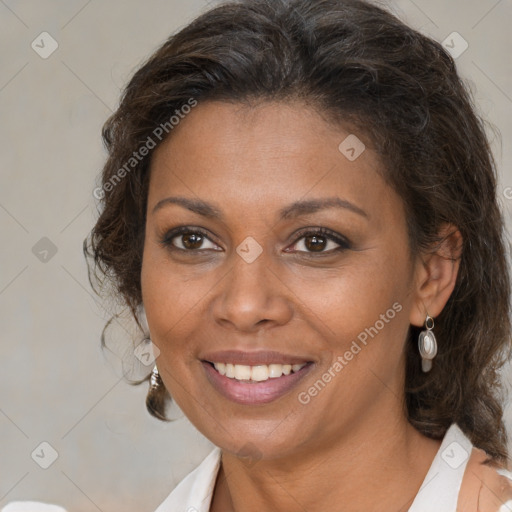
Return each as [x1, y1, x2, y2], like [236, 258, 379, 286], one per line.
[212, 400, 441, 512]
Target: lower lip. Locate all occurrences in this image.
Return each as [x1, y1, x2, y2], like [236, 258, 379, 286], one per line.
[202, 361, 314, 405]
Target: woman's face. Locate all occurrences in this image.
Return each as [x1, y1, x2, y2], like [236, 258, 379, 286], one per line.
[141, 100, 421, 460]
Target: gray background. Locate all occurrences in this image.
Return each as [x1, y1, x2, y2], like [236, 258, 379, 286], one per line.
[0, 1, 511, 511]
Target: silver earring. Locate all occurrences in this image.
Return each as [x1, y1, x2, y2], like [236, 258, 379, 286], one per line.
[418, 314, 437, 372]
[149, 364, 162, 389]
[146, 365, 169, 421]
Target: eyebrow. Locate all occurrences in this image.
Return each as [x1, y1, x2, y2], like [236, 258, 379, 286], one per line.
[152, 196, 368, 220]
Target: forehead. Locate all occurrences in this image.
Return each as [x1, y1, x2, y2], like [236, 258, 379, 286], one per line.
[151, 99, 371, 169]
[148, 100, 399, 224]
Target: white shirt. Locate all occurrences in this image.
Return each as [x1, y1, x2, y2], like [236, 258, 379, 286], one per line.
[153, 423, 512, 512]
[4, 424, 512, 512]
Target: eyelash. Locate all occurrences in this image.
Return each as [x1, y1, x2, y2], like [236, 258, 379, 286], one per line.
[160, 226, 351, 256]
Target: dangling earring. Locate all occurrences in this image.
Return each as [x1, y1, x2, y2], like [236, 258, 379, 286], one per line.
[146, 365, 169, 421]
[149, 364, 162, 389]
[418, 314, 437, 372]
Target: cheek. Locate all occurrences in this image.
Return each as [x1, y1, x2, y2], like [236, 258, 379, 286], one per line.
[141, 261, 201, 408]
[305, 252, 412, 383]
[301, 252, 408, 334]
[293, 261, 410, 419]
[140, 243, 215, 361]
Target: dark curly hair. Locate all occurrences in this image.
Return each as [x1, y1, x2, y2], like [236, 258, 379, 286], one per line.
[85, 0, 512, 464]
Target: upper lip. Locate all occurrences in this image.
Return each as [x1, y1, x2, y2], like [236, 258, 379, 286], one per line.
[200, 350, 313, 366]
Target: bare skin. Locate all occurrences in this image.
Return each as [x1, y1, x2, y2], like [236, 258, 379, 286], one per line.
[141, 100, 461, 511]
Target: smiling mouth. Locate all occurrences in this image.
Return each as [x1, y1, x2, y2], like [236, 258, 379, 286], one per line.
[201, 358, 315, 405]
[204, 361, 312, 383]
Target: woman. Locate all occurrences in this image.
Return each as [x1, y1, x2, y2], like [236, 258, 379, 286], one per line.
[9, 0, 510, 510]
[89, 0, 512, 510]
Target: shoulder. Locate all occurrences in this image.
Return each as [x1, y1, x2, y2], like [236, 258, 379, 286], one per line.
[457, 445, 512, 512]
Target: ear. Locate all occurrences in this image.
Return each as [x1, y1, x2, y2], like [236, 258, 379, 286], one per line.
[409, 223, 463, 327]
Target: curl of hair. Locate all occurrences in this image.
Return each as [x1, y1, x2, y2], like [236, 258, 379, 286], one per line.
[85, 0, 512, 463]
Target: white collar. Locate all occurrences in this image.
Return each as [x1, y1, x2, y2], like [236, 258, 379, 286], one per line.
[154, 446, 221, 512]
[154, 423, 472, 512]
[407, 423, 473, 512]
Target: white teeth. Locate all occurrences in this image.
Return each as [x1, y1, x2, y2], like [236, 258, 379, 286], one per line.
[225, 363, 235, 378]
[268, 364, 283, 378]
[234, 364, 251, 380]
[251, 365, 269, 381]
[212, 362, 307, 381]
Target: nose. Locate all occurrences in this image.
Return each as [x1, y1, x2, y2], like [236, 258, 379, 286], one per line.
[211, 248, 294, 333]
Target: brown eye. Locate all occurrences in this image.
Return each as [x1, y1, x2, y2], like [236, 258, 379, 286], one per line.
[161, 227, 221, 252]
[181, 232, 205, 250]
[304, 235, 328, 252]
[286, 228, 350, 255]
